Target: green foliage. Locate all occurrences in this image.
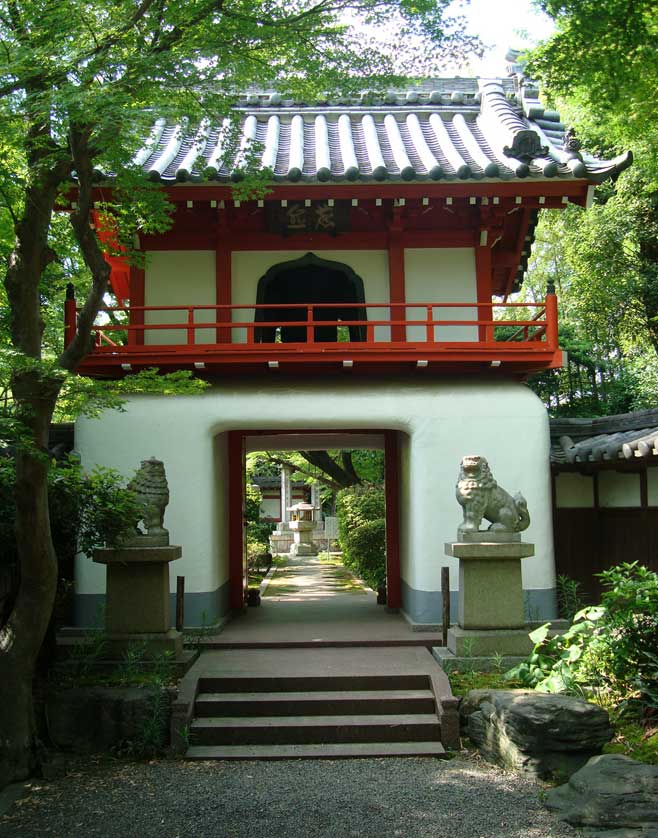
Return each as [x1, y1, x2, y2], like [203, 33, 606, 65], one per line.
[0, 458, 142, 571]
[556, 574, 586, 621]
[50, 461, 143, 556]
[528, 0, 658, 147]
[344, 519, 387, 589]
[245, 483, 263, 524]
[520, 1, 658, 414]
[507, 563, 658, 713]
[603, 706, 658, 765]
[448, 670, 523, 698]
[349, 449, 385, 484]
[336, 484, 386, 590]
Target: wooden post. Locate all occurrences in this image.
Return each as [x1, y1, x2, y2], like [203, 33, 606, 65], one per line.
[441, 566, 450, 647]
[176, 576, 185, 632]
[545, 292, 559, 350]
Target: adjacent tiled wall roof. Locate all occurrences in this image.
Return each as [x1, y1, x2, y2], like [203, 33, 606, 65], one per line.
[134, 77, 631, 185]
[550, 409, 658, 466]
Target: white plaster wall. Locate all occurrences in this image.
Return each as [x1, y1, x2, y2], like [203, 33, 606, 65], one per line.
[555, 473, 594, 508]
[144, 251, 215, 344]
[231, 250, 390, 342]
[260, 497, 280, 519]
[75, 379, 554, 602]
[598, 471, 641, 508]
[404, 248, 477, 343]
[648, 469, 658, 506]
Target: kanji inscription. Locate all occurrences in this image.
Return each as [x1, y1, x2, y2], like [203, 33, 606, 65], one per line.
[266, 201, 349, 235]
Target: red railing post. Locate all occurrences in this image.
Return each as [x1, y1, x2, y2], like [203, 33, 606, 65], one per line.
[187, 308, 195, 345]
[64, 283, 77, 348]
[426, 306, 434, 343]
[546, 293, 559, 349]
[306, 305, 314, 344]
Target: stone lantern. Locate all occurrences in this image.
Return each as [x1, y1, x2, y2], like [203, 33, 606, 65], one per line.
[287, 502, 318, 556]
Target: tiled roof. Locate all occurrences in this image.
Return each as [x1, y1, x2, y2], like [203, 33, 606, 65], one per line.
[135, 78, 631, 185]
[550, 409, 658, 466]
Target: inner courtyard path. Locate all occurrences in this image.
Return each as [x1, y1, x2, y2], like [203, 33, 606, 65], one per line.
[201, 554, 443, 648]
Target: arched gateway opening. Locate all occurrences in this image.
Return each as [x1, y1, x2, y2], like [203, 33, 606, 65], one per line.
[226, 430, 401, 614]
[255, 252, 367, 343]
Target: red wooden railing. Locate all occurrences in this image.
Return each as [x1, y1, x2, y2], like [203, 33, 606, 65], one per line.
[65, 297, 559, 353]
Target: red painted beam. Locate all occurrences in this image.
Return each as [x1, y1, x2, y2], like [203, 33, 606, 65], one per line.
[153, 182, 590, 203]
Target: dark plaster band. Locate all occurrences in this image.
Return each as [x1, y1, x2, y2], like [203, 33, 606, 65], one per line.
[400, 579, 557, 625]
[73, 581, 231, 629]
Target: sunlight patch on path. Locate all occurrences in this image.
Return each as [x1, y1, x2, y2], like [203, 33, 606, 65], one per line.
[263, 554, 369, 600]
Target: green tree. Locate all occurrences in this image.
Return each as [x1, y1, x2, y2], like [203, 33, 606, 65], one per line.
[521, 1, 658, 414]
[252, 449, 384, 492]
[0, 0, 478, 786]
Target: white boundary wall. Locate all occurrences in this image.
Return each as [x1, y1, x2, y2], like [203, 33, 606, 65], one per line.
[75, 378, 556, 625]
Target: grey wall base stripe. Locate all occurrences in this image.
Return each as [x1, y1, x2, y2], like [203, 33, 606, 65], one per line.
[73, 581, 231, 629]
[400, 580, 558, 625]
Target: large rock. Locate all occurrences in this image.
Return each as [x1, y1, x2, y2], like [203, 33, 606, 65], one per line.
[47, 686, 170, 754]
[460, 688, 613, 780]
[546, 754, 658, 833]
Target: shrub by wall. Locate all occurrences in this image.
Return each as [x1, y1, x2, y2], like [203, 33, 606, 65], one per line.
[336, 484, 386, 590]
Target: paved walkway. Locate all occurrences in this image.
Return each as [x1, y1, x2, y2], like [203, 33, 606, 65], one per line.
[202, 554, 443, 647]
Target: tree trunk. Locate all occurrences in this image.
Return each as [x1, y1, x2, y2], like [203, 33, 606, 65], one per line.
[0, 375, 58, 788]
[1, 120, 69, 787]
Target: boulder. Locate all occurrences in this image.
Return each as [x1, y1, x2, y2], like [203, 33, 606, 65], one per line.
[460, 688, 613, 780]
[546, 754, 658, 833]
[47, 686, 170, 754]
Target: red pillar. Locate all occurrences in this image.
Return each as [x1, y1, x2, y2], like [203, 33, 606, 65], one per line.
[475, 244, 493, 342]
[384, 430, 402, 609]
[228, 430, 246, 610]
[129, 265, 145, 346]
[388, 207, 406, 342]
[545, 292, 559, 351]
[215, 242, 232, 343]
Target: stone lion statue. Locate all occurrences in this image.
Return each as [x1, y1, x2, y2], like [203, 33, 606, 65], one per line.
[127, 457, 170, 544]
[456, 455, 530, 533]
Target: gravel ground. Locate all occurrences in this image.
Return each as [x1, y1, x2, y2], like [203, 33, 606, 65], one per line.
[0, 754, 581, 838]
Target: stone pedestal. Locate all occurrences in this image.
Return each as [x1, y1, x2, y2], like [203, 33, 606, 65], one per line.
[288, 520, 316, 556]
[93, 545, 183, 656]
[444, 538, 535, 657]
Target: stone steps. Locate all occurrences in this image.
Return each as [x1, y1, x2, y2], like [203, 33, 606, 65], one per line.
[195, 689, 436, 716]
[191, 713, 442, 745]
[185, 741, 446, 760]
[185, 674, 448, 759]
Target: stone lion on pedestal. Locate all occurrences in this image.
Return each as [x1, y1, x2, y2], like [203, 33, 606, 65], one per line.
[456, 455, 530, 533]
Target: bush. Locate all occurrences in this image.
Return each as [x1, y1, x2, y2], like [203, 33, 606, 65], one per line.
[336, 484, 386, 590]
[507, 562, 658, 712]
[0, 457, 141, 561]
[344, 519, 386, 589]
